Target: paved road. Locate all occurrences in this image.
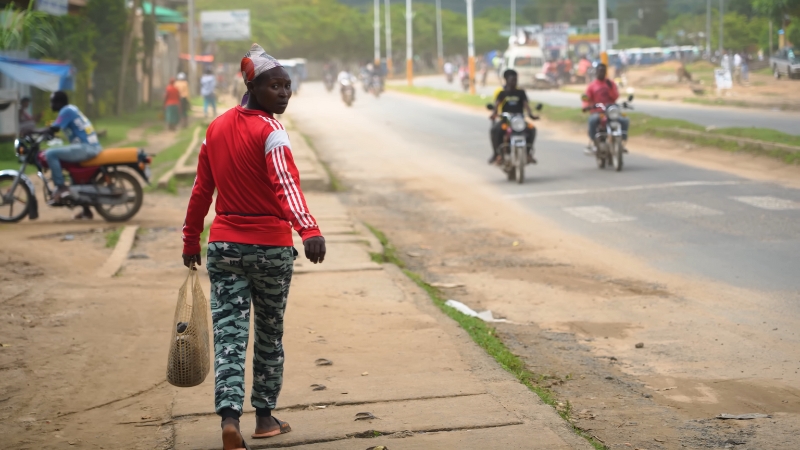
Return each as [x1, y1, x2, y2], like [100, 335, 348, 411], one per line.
[409, 75, 800, 136]
[298, 83, 800, 293]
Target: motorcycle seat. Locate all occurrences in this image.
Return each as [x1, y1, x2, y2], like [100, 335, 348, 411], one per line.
[80, 147, 140, 167]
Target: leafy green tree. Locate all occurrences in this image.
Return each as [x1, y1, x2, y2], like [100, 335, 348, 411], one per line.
[658, 11, 767, 52]
[0, 1, 55, 56]
[85, 0, 128, 116]
[48, 15, 97, 113]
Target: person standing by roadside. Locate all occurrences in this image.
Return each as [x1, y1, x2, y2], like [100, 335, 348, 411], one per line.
[200, 68, 217, 118]
[164, 78, 181, 131]
[181, 43, 326, 450]
[733, 52, 743, 84]
[174, 72, 191, 127]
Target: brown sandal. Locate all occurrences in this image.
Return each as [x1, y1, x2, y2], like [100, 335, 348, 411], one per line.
[222, 423, 251, 450]
[251, 417, 292, 439]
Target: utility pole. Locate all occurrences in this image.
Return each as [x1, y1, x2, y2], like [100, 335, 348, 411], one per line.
[406, 0, 413, 86]
[188, 0, 196, 96]
[598, 0, 608, 64]
[374, 0, 381, 66]
[385, 0, 393, 78]
[466, 0, 475, 95]
[705, 0, 711, 57]
[769, 20, 773, 56]
[718, 0, 724, 54]
[436, 0, 443, 72]
[510, 0, 516, 39]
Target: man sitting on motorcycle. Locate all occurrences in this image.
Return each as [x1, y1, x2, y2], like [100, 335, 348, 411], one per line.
[39, 91, 102, 204]
[489, 69, 537, 165]
[583, 63, 629, 155]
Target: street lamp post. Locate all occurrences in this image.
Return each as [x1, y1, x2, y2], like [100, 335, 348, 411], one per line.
[466, 0, 475, 95]
[188, 0, 196, 96]
[718, 0, 724, 54]
[385, 0, 393, 78]
[406, 0, 412, 86]
[598, 0, 608, 53]
[374, 0, 381, 66]
[436, 0, 443, 72]
[706, 0, 711, 57]
[510, 0, 516, 38]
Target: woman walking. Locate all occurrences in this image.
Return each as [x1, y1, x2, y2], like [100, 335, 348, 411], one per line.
[181, 43, 326, 450]
[164, 78, 181, 131]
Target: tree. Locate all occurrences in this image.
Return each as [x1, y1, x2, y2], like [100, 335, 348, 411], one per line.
[85, 0, 127, 116]
[117, 0, 140, 116]
[0, 1, 55, 56]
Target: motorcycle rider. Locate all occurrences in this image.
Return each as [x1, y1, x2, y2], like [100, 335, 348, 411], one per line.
[583, 63, 629, 155]
[444, 61, 455, 82]
[38, 91, 102, 210]
[338, 69, 356, 100]
[489, 69, 538, 165]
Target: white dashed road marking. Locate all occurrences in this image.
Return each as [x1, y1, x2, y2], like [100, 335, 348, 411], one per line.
[647, 201, 723, 217]
[507, 180, 746, 199]
[563, 206, 636, 223]
[732, 196, 800, 211]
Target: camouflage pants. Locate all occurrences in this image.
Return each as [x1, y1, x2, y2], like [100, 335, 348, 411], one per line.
[206, 242, 295, 415]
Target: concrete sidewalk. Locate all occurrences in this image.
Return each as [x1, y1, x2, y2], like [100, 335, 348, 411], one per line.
[170, 191, 590, 449]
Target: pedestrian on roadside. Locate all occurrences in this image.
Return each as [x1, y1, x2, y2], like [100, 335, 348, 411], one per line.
[164, 78, 181, 131]
[181, 43, 326, 450]
[175, 72, 191, 127]
[733, 52, 743, 84]
[200, 67, 217, 118]
[18, 96, 40, 136]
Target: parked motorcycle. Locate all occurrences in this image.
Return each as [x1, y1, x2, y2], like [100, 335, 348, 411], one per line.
[460, 74, 470, 92]
[341, 80, 356, 107]
[446, 72, 454, 84]
[487, 103, 543, 184]
[584, 95, 634, 172]
[532, 73, 559, 90]
[0, 132, 151, 222]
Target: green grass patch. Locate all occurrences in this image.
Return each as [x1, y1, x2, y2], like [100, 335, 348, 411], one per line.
[365, 223, 607, 450]
[94, 105, 161, 147]
[390, 85, 800, 165]
[298, 131, 346, 192]
[105, 227, 123, 248]
[146, 125, 203, 192]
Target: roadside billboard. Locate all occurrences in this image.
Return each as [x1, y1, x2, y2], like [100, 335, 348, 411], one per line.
[36, 0, 68, 16]
[543, 22, 570, 59]
[200, 10, 251, 42]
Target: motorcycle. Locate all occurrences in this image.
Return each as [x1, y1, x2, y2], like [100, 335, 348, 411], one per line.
[368, 74, 383, 98]
[340, 80, 356, 107]
[532, 73, 559, 90]
[446, 72, 454, 84]
[0, 131, 151, 223]
[487, 103, 543, 184]
[584, 94, 634, 172]
[323, 72, 335, 92]
[460, 74, 470, 92]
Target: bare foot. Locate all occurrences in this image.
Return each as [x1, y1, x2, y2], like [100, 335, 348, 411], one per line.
[254, 416, 280, 435]
[221, 418, 245, 450]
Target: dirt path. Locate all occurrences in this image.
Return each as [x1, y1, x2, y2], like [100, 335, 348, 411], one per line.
[287, 91, 800, 450]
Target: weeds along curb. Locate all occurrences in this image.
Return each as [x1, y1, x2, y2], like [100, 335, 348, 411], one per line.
[363, 222, 608, 450]
[298, 132, 347, 192]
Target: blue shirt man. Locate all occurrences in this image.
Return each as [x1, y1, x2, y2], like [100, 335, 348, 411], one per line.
[43, 91, 102, 201]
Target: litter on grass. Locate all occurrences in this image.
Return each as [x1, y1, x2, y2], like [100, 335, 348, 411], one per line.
[444, 299, 509, 323]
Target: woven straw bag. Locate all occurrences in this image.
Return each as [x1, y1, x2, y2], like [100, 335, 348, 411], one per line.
[166, 268, 211, 387]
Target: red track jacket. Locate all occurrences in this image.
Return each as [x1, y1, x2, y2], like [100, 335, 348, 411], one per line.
[182, 106, 321, 255]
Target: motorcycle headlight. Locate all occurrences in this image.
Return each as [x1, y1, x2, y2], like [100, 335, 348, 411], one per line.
[510, 116, 527, 132]
[606, 106, 621, 121]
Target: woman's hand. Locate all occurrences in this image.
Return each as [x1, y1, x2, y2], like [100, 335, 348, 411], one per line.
[304, 236, 326, 264]
[182, 253, 201, 269]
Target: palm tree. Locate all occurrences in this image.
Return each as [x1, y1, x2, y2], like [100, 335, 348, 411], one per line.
[0, 0, 56, 56]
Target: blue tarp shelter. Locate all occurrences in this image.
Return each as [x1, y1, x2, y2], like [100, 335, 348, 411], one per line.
[0, 56, 75, 92]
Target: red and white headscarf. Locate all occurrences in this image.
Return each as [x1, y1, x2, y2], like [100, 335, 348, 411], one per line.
[240, 43, 282, 84]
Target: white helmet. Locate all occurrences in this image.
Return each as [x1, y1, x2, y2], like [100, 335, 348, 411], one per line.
[177, 72, 186, 80]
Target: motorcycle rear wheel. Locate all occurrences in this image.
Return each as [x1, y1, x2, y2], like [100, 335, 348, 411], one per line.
[515, 147, 525, 184]
[93, 171, 143, 222]
[0, 173, 32, 223]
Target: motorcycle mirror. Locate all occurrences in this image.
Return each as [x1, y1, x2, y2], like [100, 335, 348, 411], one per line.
[628, 94, 634, 102]
[536, 103, 543, 111]
[622, 101, 629, 109]
[486, 103, 494, 111]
